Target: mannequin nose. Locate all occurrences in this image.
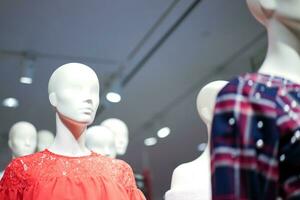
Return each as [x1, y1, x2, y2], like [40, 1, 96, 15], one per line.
[25, 139, 31, 147]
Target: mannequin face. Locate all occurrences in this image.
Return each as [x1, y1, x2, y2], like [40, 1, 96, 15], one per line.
[247, 0, 300, 32]
[101, 118, 129, 155]
[37, 130, 55, 151]
[86, 126, 117, 158]
[48, 63, 100, 125]
[8, 121, 37, 157]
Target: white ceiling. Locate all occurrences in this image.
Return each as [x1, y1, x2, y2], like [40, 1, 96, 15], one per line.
[0, 0, 266, 199]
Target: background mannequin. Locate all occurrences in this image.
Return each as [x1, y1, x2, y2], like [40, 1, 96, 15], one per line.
[86, 125, 117, 158]
[247, 0, 300, 82]
[0, 121, 37, 178]
[165, 81, 228, 200]
[101, 118, 129, 156]
[37, 130, 55, 152]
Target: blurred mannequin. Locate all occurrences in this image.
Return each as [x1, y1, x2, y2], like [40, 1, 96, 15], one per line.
[0, 121, 37, 179]
[101, 118, 129, 155]
[37, 130, 55, 152]
[86, 125, 117, 158]
[47, 63, 100, 156]
[165, 81, 228, 200]
[247, 0, 300, 83]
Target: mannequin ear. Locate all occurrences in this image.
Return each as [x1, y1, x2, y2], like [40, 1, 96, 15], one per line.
[259, 0, 277, 16]
[8, 139, 12, 149]
[49, 93, 57, 107]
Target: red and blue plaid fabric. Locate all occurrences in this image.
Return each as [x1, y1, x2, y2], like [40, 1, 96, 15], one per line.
[211, 73, 300, 200]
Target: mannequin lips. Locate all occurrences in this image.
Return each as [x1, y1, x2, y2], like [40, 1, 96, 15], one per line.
[57, 112, 87, 139]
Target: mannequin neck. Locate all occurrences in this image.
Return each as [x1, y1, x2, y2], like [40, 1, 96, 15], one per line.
[259, 18, 300, 84]
[48, 113, 91, 157]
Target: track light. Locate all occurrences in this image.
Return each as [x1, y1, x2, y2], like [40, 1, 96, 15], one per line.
[20, 57, 35, 85]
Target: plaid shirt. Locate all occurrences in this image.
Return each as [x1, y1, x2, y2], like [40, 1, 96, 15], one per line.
[211, 73, 300, 200]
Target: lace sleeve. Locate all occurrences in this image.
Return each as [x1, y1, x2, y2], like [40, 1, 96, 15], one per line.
[115, 160, 137, 189]
[115, 160, 146, 200]
[0, 159, 26, 199]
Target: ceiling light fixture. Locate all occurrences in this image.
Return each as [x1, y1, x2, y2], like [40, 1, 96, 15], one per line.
[2, 97, 19, 108]
[20, 57, 35, 85]
[157, 127, 171, 138]
[144, 137, 157, 146]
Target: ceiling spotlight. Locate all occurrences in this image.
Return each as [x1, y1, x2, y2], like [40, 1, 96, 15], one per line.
[20, 57, 35, 85]
[20, 77, 33, 84]
[144, 137, 157, 146]
[106, 92, 121, 103]
[2, 98, 19, 108]
[157, 127, 171, 138]
[197, 143, 207, 152]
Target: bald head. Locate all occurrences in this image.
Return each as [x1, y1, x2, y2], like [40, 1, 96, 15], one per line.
[48, 63, 99, 95]
[8, 121, 37, 157]
[197, 81, 228, 125]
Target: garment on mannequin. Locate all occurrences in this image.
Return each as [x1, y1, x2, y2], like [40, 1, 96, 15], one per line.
[0, 63, 145, 200]
[0, 121, 37, 180]
[211, 1, 300, 199]
[165, 81, 228, 200]
[86, 125, 117, 158]
[37, 130, 55, 152]
[101, 118, 129, 156]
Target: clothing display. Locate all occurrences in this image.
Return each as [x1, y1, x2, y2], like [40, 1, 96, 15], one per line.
[0, 149, 145, 200]
[211, 73, 300, 199]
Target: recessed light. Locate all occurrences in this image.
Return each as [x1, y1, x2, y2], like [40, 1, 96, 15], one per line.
[157, 127, 171, 138]
[106, 92, 121, 103]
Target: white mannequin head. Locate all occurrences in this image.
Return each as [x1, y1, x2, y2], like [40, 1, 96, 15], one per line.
[8, 121, 37, 158]
[246, 0, 300, 34]
[86, 125, 117, 158]
[196, 81, 228, 132]
[37, 130, 55, 151]
[101, 118, 129, 155]
[48, 63, 100, 125]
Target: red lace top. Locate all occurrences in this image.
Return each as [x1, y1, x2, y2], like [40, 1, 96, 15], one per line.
[0, 149, 146, 200]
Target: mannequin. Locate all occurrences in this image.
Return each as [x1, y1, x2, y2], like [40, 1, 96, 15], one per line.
[0, 121, 37, 179]
[0, 63, 145, 200]
[101, 118, 129, 156]
[85, 125, 117, 158]
[8, 121, 37, 158]
[210, 1, 300, 199]
[247, 0, 300, 83]
[165, 81, 227, 200]
[37, 130, 55, 152]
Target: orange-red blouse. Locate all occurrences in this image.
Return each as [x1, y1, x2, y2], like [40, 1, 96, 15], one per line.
[0, 149, 145, 200]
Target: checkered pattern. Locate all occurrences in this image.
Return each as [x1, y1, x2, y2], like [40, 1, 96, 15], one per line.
[211, 73, 300, 200]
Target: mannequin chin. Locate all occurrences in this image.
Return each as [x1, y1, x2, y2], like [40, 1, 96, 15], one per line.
[246, 0, 300, 84]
